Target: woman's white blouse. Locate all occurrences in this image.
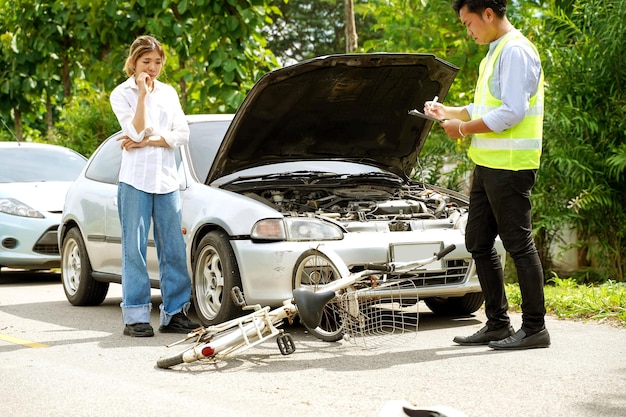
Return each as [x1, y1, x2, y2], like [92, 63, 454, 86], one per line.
[110, 77, 190, 194]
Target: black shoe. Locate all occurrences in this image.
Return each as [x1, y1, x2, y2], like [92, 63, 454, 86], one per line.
[489, 328, 550, 350]
[159, 312, 201, 334]
[123, 323, 154, 337]
[453, 325, 514, 346]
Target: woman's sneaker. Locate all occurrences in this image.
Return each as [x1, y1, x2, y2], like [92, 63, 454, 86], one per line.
[159, 312, 201, 334]
[123, 322, 154, 337]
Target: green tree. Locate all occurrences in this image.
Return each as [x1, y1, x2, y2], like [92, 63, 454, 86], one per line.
[0, 1, 89, 140]
[52, 81, 120, 158]
[78, 0, 280, 114]
[265, 0, 380, 65]
[533, 0, 626, 281]
[1, 0, 279, 147]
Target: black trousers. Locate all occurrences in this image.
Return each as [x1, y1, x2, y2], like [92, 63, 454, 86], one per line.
[465, 165, 546, 333]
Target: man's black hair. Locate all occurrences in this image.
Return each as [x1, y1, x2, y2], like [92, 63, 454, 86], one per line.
[452, 0, 507, 18]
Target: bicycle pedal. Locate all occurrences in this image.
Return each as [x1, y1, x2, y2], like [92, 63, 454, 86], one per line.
[230, 286, 246, 307]
[276, 333, 296, 355]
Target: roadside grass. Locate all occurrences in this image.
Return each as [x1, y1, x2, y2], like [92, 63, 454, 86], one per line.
[505, 277, 626, 327]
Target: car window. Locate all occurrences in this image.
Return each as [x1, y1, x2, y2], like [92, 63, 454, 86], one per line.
[85, 135, 122, 184]
[187, 120, 231, 182]
[0, 146, 86, 183]
[85, 134, 184, 185]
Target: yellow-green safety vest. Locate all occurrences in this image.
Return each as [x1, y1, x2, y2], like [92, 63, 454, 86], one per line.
[468, 31, 544, 171]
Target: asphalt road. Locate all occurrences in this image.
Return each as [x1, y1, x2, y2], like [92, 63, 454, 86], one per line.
[1, 269, 625, 417]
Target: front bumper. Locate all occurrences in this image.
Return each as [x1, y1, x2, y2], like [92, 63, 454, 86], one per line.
[230, 229, 497, 306]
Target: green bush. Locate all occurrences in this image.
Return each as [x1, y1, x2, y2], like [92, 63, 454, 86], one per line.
[506, 276, 626, 326]
[51, 83, 119, 158]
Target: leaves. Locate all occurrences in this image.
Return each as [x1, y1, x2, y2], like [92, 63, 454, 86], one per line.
[0, 0, 279, 138]
[534, 0, 626, 280]
[1, 0, 625, 282]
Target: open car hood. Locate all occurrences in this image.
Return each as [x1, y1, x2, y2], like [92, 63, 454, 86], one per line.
[207, 53, 458, 183]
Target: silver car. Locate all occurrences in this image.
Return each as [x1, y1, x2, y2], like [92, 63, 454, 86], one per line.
[59, 53, 504, 325]
[0, 142, 87, 271]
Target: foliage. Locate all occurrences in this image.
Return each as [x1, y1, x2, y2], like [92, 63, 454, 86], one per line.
[77, 0, 281, 114]
[0, 1, 87, 139]
[347, 1, 473, 192]
[84, 0, 280, 114]
[353, 0, 546, 193]
[2, 0, 626, 282]
[0, 0, 280, 149]
[51, 82, 119, 158]
[533, 0, 626, 282]
[506, 276, 626, 326]
[265, 0, 380, 65]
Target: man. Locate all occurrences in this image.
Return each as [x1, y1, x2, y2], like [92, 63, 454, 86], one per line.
[424, 0, 549, 350]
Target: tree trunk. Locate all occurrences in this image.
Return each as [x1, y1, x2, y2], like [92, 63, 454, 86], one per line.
[46, 92, 53, 137]
[179, 59, 187, 113]
[13, 108, 23, 142]
[344, 0, 358, 53]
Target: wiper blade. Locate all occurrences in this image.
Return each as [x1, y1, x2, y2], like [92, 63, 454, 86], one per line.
[220, 170, 337, 187]
[311, 171, 403, 185]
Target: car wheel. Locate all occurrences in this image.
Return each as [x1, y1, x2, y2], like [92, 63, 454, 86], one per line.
[192, 230, 242, 326]
[61, 227, 109, 306]
[292, 249, 344, 342]
[424, 292, 484, 316]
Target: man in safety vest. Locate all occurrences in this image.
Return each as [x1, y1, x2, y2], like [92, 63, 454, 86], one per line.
[424, 0, 550, 350]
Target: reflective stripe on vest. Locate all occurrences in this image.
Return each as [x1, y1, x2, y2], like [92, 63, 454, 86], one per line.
[468, 31, 544, 171]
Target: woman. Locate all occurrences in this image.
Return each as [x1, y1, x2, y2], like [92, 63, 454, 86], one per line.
[110, 35, 199, 337]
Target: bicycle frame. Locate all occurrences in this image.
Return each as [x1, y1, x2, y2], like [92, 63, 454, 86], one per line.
[157, 244, 456, 369]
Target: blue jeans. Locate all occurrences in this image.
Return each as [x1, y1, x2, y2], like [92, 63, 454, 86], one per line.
[465, 166, 546, 333]
[118, 182, 192, 326]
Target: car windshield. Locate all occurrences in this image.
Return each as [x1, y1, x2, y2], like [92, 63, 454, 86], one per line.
[187, 120, 232, 183]
[0, 146, 86, 183]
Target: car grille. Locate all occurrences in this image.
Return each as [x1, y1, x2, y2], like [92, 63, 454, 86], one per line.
[387, 259, 470, 287]
[33, 227, 60, 255]
[407, 259, 470, 286]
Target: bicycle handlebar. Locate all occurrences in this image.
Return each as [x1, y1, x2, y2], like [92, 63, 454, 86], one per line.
[365, 263, 392, 272]
[365, 244, 457, 273]
[436, 244, 456, 260]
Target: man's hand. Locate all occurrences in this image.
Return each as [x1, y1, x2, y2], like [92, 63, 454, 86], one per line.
[424, 100, 446, 121]
[440, 119, 466, 139]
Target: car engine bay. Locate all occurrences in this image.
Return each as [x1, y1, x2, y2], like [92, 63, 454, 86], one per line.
[241, 183, 468, 231]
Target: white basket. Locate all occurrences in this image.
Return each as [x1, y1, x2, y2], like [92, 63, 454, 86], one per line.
[339, 280, 418, 349]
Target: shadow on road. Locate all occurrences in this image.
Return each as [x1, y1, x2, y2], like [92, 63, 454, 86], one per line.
[0, 269, 61, 285]
[0, 271, 485, 366]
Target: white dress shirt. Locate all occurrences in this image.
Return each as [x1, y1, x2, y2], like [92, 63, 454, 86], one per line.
[465, 29, 542, 134]
[110, 77, 190, 194]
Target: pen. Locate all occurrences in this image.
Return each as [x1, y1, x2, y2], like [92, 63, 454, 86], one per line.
[429, 96, 439, 111]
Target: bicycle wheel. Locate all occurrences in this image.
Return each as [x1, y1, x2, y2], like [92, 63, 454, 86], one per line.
[292, 249, 344, 342]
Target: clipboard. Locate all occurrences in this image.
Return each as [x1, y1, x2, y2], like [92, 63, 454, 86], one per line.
[408, 109, 444, 123]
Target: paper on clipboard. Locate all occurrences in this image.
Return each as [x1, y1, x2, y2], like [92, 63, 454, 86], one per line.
[408, 109, 444, 123]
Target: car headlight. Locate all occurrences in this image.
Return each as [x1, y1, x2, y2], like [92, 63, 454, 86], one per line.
[251, 217, 344, 241]
[0, 198, 45, 218]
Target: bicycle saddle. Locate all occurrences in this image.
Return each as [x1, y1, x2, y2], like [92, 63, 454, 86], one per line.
[379, 400, 468, 417]
[292, 287, 336, 329]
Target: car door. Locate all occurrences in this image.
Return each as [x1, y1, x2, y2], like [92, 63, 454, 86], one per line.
[84, 135, 161, 279]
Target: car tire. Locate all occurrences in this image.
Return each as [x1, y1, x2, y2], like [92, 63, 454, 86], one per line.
[292, 249, 344, 342]
[192, 230, 242, 326]
[424, 292, 484, 316]
[61, 227, 109, 306]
